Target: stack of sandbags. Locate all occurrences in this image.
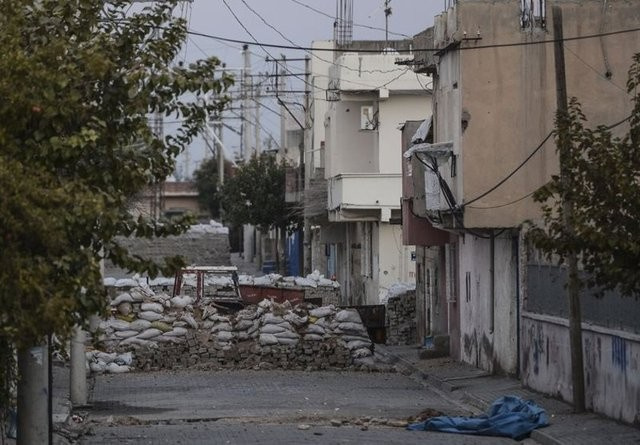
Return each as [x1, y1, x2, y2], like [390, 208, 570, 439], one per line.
[332, 309, 373, 358]
[86, 350, 133, 374]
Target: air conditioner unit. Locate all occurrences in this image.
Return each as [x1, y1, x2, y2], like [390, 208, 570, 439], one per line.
[360, 105, 375, 130]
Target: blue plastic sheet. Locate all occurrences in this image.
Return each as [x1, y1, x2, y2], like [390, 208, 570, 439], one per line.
[407, 395, 549, 440]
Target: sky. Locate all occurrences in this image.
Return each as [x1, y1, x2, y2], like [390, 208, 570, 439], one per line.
[167, 0, 446, 179]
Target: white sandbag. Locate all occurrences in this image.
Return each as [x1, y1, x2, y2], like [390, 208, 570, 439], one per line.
[106, 362, 130, 373]
[129, 319, 152, 331]
[259, 333, 278, 346]
[150, 321, 173, 332]
[129, 287, 151, 301]
[118, 336, 151, 347]
[156, 335, 183, 344]
[136, 328, 162, 340]
[258, 299, 273, 309]
[106, 319, 132, 331]
[306, 324, 326, 335]
[202, 320, 215, 329]
[346, 339, 371, 350]
[217, 331, 235, 342]
[173, 321, 188, 328]
[117, 302, 133, 316]
[237, 332, 250, 341]
[247, 320, 260, 335]
[260, 324, 286, 334]
[284, 312, 308, 327]
[337, 322, 367, 334]
[210, 314, 230, 323]
[180, 313, 198, 329]
[95, 352, 117, 363]
[303, 334, 324, 342]
[202, 306, 218, 320]
[164, 327, 188, 337]
[263, 314, 285, 325]
[139, 311, 163, 322]
[234, 319, 253, 331]
[170, 295, 193, 309]
[115, 278, 138, 288]
[111, 293, 133, 306]
[294, 276, 317, 288]
[114, 330, 139, 339]
[141, 302, 164, 314]
[309, 306, 335, 318]
[211, 323, 232, 333]
[318, 278, 339, 287]
[352, 347, 372, 358]
[89, 360, 106, 373]
[103, 277, 117, 287]
[114, 352, 133, 366]
[273, 330, 299, 340]
[85, 351, 98, 361]
[162, 315, 177, 323]
[335, 309, 362, 324]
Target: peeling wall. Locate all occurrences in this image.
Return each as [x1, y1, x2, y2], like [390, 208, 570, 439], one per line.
[521, 314, 640, 424]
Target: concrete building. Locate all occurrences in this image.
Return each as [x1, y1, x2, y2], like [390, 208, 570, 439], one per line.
[130, 180, 204, 220]
[405, 0, 640, 423]
[306, 39, 431, 305]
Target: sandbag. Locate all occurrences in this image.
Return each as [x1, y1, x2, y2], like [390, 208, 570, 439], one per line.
[276, 337, 298, 346]
[164, 327, 188, 337]
[106, 362, 130, 373]
[139, 311, 163, 321]
[262, 314, 285, 325]
[107, 319, 132, 331]
[211, 322, 233, 333]
[260, 324, 286, 334]
[217, 331, 235, 342]
[150, 321, 172, 332]
[129, 319, 152, 331]
[259, 333, 278, 346]
[346, 339, 371, 350]
[141, 302, 164, 314]
[117, 302, 133, 316]
[273, 330, 299, 340]
[335, 309, 362, 324]
[170, 295, 193, 309]
[352, 347, 372, 358]
[303, 334, 324, 342]
[137, 328, 162, 340]
[111, 293, 133, 306]
[284, 312, 308, 327]
[180, 313, 198, 329]
[114, 330, 138, 339]
[310, 306, 334, 318]
[305, 324, 326, 335]
[234, 319, 254, 331]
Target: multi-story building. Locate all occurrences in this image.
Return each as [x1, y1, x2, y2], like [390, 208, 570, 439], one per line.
[306, 39, 432, 305]
[406, 0, 640, 422]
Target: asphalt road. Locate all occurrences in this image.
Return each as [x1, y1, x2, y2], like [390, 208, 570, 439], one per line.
[80, 369, 539, 444]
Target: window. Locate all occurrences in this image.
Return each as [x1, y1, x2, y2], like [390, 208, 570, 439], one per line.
[521, 0, 546, 29]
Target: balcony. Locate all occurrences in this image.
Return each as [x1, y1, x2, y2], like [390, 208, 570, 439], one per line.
[328, 173, 402, 222]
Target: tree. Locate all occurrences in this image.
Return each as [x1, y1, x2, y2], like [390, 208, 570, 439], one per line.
[529, 52, 640, 412]
[0, 0, 232, 433]
[530, 53, 640, 297]
[193, 156, 233, 219]
[219, 154, 300, 268]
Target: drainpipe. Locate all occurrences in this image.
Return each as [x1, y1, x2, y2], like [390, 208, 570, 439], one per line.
[489, 231, 495, 334]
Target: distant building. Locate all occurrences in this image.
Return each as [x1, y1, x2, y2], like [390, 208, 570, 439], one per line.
[130, 180, 204, 220]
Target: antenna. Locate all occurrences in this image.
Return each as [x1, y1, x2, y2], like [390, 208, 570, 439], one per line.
[334, 0, 353, 46]
[384, 0, 392, 45]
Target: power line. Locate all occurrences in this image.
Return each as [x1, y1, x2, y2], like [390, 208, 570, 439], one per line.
[462, 113, 633, 208]
[563, 43, 630, 96]
[184, 25, 640, 54]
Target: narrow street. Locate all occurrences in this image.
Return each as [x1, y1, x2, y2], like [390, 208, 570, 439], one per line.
[77, 369, 538, 444]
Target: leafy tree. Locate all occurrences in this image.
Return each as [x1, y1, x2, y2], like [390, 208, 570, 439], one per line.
[219, 154, 299, 233]
[0, 0, 232, 421]
[530, 53, 640, 297]
[219, 154, 300, 269]
[193, 156, 233, 219]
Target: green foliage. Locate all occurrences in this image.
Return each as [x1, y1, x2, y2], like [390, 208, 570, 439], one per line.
[0, 0, 233, 419]
[530, 54, 640, 297]
[219, 154, 300, 233]
[193, 157, 233, 219]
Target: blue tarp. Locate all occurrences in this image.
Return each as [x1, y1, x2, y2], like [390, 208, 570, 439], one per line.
[407, 395, 549, 440]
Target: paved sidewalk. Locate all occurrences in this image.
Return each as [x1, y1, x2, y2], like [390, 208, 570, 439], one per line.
[377, 344, 640, 445]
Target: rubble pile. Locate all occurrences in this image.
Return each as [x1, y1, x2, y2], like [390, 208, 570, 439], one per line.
[91, 286, 377, 373]
[385, 290, 417, 345]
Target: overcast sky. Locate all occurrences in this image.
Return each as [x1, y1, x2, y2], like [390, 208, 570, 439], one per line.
[169, 0, 445, 178]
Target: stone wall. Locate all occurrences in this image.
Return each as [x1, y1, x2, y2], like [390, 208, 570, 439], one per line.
[104, 225, 230, 278]
[385, 291, 417, 345]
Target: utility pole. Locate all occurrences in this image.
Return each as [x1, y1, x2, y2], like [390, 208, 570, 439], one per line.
[303, 56, 312, 275]
[552, 5, 585, 413]
[242, 44, 252, 160]
[384, 0, 392, 46]
[278, 57, 287, 159]
[17, 344, 49, 444]
[254, 82, 261, 156]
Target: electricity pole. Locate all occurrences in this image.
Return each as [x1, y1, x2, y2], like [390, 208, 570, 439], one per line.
[552, 5, 585, 413]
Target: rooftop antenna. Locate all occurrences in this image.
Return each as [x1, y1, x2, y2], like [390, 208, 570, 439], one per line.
[384, 0, 392, 45]
[334, 0, 353, 46]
